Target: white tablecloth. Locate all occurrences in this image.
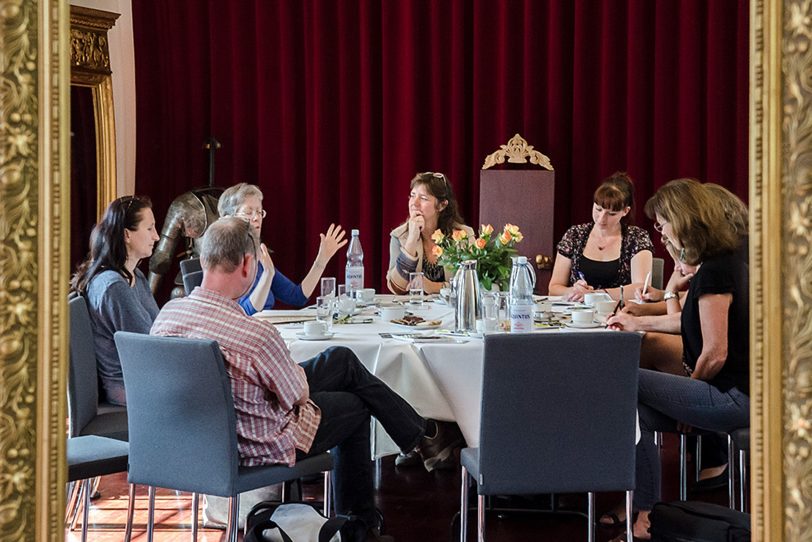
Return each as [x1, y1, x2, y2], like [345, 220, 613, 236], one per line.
[269, 298, 628, 458]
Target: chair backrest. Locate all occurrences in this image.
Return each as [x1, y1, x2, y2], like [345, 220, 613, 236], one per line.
[180, 257, 202, 276]
[68, 295, 101, 437]
[115, 331, 240, 496]
[183, 270, 204, 295]
[478, 332, 641, 495]
[652, 257, 665, 290]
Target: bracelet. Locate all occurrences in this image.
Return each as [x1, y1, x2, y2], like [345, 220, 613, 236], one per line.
[663, 290, 678, 301]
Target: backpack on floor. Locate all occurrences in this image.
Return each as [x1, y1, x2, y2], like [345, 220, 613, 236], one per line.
[244, 501, 347, 542]
[649, 501, 750, 542]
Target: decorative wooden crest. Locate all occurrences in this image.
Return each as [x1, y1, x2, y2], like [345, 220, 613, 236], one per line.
[482, 133, 554, 171]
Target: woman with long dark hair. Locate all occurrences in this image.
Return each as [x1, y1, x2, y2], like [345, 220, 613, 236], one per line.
[386, 171, 473, 295]
[71, 195, 160, 405]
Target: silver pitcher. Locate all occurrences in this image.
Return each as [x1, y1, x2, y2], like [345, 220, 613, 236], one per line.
[453, 260, 481, 332]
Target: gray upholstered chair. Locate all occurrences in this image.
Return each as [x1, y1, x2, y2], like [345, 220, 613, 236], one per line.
[182, 270, 204, 295]
[67, 295, 129, 530]
[460, 332, 641, 542]
[66, 435, 133, 542]
[180, 257, 202, 276]
[115, 331, 334, 542]
[651, 257, 665, 290]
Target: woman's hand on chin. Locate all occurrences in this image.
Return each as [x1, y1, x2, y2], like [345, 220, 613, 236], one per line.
[407, 215, 425, 242]
[316, 223, 348, 263]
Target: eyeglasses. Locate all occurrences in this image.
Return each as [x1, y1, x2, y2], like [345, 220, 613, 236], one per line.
[654, 221, 667, 233]
[121, 196, 136, 216]
[421, 171, 448, 184]
[234, 209, 267, 221]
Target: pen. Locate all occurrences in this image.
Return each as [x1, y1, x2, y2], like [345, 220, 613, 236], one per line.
[641, 272, 651, 297]
[577, 271, 586, 283]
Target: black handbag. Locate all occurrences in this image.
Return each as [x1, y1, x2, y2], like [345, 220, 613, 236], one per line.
[244, 501, 348, 542]
[649, 501, 750, 542]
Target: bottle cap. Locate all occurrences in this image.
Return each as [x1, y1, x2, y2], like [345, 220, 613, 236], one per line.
[517, 256, 528, 264]
[351, 229, 359, 236]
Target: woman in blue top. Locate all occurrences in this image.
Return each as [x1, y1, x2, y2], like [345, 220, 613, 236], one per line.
[71, 195, 161, 405]
[218, 183, 347, 314]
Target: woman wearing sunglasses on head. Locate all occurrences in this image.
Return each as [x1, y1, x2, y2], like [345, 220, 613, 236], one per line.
[70, 195, 161, 406]
[218, 183, 347, 315]
[386, 171, 474, 295]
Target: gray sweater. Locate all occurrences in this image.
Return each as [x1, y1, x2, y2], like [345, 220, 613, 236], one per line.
[85, 269, 159, 389]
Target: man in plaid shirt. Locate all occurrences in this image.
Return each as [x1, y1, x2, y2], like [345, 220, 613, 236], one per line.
[152, 217, 453, 541]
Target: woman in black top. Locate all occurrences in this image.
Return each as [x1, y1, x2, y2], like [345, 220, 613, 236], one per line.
[607, 178, 749, 540]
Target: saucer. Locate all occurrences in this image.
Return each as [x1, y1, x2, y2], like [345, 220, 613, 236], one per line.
[296, 331, 335, 341]
[565, 321, 602, 329]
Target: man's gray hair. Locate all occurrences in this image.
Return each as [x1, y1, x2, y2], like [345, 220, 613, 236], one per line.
[199, 217, 258, 272]
[218, 182, 264, 217]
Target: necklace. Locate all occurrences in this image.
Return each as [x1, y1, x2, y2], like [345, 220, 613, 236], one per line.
[592, 231, 618, 251]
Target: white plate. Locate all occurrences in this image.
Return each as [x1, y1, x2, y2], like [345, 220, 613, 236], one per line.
[565, 322, 602, 329]
[295, 332, 335, 341]
[389, 321, 443, 330]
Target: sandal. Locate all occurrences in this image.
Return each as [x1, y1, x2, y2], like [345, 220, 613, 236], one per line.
[599, 511, 625, 527]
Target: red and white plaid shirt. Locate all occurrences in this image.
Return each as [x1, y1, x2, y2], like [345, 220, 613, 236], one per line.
[151, 287, 320, 466]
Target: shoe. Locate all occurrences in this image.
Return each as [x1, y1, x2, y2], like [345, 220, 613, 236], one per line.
[417, 420, 464, 472]
[599, 511, 625, 528]
[692, 465, 730, 492]
[394, 450, 422, 468]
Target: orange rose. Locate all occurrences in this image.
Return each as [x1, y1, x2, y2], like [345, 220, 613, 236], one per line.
[475, 238, 487, 249]
[452, 229, 468, 242]
[480, 224, 494, 236]
[431, 229, 445, 243]
[499, 231, 512, 244]
[432, 245, 444, 257]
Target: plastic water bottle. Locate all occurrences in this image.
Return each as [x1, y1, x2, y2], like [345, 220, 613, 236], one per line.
[509, 256, 534, 333]
[345, 229, 364, 294]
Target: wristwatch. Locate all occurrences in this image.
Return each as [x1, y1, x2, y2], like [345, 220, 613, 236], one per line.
[663, 290, 678, 301]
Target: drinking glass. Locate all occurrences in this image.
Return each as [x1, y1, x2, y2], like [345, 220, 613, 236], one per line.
[316, 296, 333, 331]
[494, 292, 510, 330]
[408, 272, 424, 306]
[337, 284, 347, 299]
[321, 277, 337, 298]
[481, 293, 498, 331]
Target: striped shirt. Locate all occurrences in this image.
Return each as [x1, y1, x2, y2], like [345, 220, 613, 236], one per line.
[150, 287, 320, 466]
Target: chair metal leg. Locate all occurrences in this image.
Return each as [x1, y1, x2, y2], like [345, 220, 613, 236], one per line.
[227, 494, 240, 542]
[727, 435, 736, 509]
[323, 471, 332, 516]
[69, 480, 85, 531]
[147, 485, 156, 542]
[679, 433, 687, 500]
[739, 449, 747, 512]
[124, 483, 135, 542]
[655, 431, 662, 448]
[695, 435, 703, 481]
[191, 492, 199, 541]
[460, 466, 469, 542]
[587, 492, 595, 542]
[625, 490, 634, 542]
[477, 494, 485, 542]
[65, 480, 82, 526]
[81, 478, 91, 542]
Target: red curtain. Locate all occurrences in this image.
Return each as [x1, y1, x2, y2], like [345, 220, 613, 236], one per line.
[132, 0, 748, 298]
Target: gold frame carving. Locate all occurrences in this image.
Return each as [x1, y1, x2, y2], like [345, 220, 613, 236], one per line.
[69, 5, 118, 219]
[0, 0, 69, 540]
[482, 133, 554, 171]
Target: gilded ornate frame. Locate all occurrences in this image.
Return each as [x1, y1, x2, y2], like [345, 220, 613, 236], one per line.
[0, 0, 808, 540]
[69, 5, 118, 219]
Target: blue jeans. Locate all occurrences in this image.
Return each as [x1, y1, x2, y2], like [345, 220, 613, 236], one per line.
[634, 368, 749, 510]
[296, 347, 426, 527]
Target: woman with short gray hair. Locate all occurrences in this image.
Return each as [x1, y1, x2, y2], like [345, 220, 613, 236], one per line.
[218, 182, 347, 314]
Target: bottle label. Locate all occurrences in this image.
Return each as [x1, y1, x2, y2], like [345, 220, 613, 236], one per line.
[510, 304, 533, 333]
[345, 267, 364, 292]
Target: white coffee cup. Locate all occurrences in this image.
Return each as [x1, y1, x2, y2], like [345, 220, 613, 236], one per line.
[583, 292, 612, 306]
[355, 288, 376, 304]
[571, 309, 595, 325]
[380, 305, 406, 322]
[595, 299, 618, 315]
[303, 320, 328, 337]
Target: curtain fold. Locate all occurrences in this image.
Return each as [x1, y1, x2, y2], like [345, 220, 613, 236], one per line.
[132, 0, 748, 297]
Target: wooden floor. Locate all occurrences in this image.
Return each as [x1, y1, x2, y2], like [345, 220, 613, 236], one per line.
[65, 435, 731, 541]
